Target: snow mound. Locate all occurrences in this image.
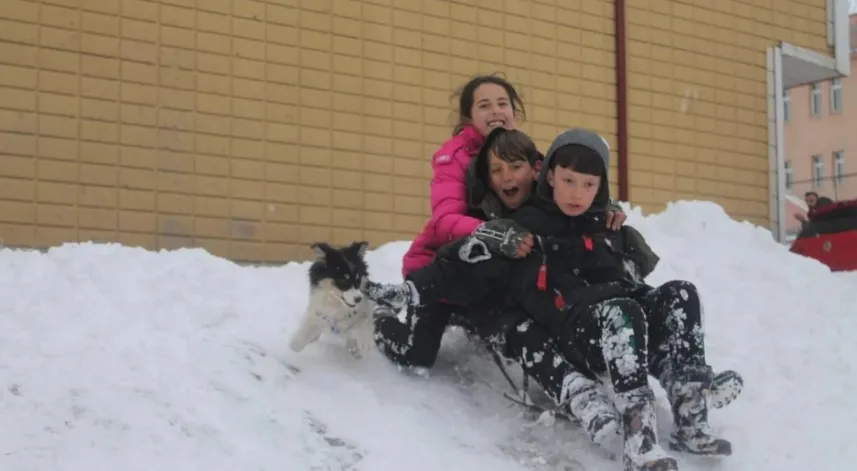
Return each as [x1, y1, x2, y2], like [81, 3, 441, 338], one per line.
[1, 200, 854, 471]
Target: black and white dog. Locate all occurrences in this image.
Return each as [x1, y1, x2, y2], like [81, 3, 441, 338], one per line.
[288, 241, 376, 359]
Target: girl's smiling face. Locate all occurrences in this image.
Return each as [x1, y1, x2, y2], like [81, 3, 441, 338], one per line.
[470, 83, 518, 136]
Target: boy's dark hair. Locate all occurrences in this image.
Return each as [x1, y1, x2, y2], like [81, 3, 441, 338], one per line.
[452, 73, 526, 136]
[486, 129, 540, 166]
[805, 191, 819, 198]
[549, 144, 606, 177]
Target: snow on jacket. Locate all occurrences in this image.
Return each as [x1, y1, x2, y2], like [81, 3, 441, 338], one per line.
[401, 125, 486, 277]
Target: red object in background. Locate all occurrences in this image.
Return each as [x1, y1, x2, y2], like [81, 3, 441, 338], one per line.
[790, 199, 857, 272]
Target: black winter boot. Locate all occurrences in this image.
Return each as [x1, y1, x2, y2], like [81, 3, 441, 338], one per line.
[707, 369, 743, 410]
[365, 280, 420, 311]
[614, 386, 678, 471]
[660, 366, 732, 456]
[562, 372, 621, 450]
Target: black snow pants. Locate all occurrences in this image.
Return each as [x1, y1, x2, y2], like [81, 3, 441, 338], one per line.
[375, 254, 707, 401]
[371, 252, 575, 372]
[634, 279, 708, 379]
[373, 303, 456, 369]
[568, 279, 708, 393]
[400, 252, 627, 335]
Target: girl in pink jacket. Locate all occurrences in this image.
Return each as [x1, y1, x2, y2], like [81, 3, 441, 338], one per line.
[401, 75, 527, 277]
[374, 75, 530, 372]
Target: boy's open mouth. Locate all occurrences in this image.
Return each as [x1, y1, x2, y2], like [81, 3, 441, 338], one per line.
[501, 186, 520, 198]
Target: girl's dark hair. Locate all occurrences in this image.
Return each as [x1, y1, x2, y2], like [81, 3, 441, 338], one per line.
[549, 144, 605, 177]
[451, 73, 526, 136]
[486, 129, 539, 166]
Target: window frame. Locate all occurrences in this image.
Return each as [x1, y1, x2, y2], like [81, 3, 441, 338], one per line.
[833, 150, 845, 185]
[812, 154, 824, 188]
[810, 83, 823, 117]
[831, 78, 842, 114]
[784, 160, 793, 190]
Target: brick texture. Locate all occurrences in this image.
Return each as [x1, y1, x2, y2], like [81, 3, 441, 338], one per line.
[0, 0, 831, 261]
[625, 0, 829, 225]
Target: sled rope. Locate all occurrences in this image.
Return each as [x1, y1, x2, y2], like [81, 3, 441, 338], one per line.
[487, 343, 576, 423]
[489, 348, 533, 404]
[452, 319, 574, 421]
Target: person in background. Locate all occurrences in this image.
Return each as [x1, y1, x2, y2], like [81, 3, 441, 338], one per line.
[795, 191, 835, 224]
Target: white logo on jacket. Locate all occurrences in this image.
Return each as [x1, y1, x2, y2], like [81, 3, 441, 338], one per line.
[435, 154, 452, 164]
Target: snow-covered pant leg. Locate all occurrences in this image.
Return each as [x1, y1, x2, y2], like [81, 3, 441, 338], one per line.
[660, 365, 732, 456]
[502, 318, 621, 449]
[614, 386, 678, 471]
[638, 280, 743, 410]
[637, 281, 732, 456]
[561, 299, 680, 468]
[572, 297, 650, 394]
[373, 304, 455, 369]
[636, 280, 706, 379]
[365, 255, 516, 311]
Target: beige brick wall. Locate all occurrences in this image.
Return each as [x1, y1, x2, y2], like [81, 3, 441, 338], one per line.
[625, 0, 830, 225]
[0, 0, 832, 262]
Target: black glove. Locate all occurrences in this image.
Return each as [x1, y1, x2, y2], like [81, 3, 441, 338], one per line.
[471, 219, 530, 259]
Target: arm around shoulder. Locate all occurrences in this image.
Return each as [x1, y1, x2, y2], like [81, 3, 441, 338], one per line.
[620, 225, 660, 278]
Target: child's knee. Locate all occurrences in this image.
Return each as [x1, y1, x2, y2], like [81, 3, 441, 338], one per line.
[598, 297, 647, 330]
[662, 279, 699, 302]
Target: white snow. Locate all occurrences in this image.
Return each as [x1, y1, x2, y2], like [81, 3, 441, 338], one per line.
[1, 200, 854, 471]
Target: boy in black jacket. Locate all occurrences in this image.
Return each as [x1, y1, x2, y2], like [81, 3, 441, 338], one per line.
[365, 128, 741, 471]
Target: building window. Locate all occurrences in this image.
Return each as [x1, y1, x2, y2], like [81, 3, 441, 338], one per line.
[812, 154, 824, 188]
[784, 160, 793, 190]
[834, 151, 845, 185]
[783, 89, 791, 122]
[811, 83, 822, 116]
[831, 78, 842, 113]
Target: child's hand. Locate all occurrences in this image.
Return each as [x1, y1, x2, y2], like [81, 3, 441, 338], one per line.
[605, 209, 626, 230]
[516, 233, 534, 257]
[472, 219, 532, 259]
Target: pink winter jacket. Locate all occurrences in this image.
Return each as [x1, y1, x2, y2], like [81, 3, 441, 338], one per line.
[401, 125, 486, 277]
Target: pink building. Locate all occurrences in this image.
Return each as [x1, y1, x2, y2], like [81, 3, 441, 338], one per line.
[783, 13, 857, 239]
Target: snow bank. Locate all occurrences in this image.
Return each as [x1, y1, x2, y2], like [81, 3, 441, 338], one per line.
[0, 200, 854, 471]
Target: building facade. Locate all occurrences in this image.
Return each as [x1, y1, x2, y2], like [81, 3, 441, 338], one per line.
[783, 13, 857, 238]
[0, 0, 837, 262]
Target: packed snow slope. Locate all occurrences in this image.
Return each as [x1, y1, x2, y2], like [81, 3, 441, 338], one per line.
[1, 201, 854, 471]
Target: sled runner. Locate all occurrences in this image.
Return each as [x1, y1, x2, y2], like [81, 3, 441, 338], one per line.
[790, 198, 857, 272]
[487, 348, 578, 424]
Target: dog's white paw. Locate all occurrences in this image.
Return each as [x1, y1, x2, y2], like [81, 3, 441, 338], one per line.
[346, 330, 375, 359]
[288, 331, 308, 352]
[345, 337, 363, 359]
[289, 316, 323, 354]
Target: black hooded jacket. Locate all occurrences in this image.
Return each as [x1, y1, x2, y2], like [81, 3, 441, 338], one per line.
[502, 129, 660, 326]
